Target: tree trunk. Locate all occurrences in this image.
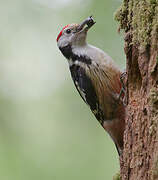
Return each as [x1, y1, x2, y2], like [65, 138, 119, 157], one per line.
[115, 0, 158, 179]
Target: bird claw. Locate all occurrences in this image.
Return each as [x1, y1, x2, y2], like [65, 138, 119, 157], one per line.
[118, 71, 127, 106]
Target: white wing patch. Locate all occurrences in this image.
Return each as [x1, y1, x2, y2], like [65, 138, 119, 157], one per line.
[74, 80, 87, 103]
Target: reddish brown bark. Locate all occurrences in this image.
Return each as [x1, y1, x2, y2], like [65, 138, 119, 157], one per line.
[115, 0, 158, 179]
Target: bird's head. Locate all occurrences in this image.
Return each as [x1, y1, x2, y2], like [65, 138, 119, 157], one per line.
[57, 16, 95, 49]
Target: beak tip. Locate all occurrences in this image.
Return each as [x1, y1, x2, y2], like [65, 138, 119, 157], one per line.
[87, 16, 96, 28]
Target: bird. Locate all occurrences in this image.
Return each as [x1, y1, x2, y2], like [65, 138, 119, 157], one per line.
[56, 16, 125, 155]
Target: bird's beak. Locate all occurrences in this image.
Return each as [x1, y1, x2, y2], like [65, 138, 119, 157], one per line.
[77, 16, 96, 32]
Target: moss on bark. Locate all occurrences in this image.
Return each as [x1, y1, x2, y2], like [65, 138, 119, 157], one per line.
[113, 172, 121, 180]
[115, 0, 158, 50]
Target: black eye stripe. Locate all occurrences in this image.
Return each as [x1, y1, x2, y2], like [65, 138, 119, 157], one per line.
[66, 29, 71, 34]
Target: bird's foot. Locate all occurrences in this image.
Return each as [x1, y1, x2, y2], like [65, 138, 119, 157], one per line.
[118, 71, 127, 106]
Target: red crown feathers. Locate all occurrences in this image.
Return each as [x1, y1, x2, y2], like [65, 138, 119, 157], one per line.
[56, 24, 70, 42]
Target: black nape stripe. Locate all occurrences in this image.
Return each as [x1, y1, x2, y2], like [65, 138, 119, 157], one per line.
[59, 45, 72, 59]
[59, 45, 92, 65]
[72, 54, 92, 65]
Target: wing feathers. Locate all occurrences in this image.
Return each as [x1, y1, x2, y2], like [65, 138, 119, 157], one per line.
[70, 64, 105, 123]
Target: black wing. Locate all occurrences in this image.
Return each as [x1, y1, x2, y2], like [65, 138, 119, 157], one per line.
[69, 64, 104, 124]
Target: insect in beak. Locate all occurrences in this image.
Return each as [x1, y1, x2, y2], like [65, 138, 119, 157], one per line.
[77, 16, 96, 32]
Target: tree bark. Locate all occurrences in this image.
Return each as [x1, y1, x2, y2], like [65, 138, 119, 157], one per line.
[115, 0, 158, 179]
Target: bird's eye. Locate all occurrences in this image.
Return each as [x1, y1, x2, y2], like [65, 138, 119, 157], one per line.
[66, 29, 71, 34]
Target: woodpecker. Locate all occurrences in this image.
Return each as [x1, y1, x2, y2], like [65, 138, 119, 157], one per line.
[56, 16, 125, 155]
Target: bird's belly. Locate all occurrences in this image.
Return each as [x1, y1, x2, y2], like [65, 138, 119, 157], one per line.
[103, 118, 124, 149]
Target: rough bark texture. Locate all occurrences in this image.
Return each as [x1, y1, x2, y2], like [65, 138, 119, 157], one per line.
[115, 0, 158, 179]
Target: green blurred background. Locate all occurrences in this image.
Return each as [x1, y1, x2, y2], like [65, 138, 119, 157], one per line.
[0, 0, 125, 179]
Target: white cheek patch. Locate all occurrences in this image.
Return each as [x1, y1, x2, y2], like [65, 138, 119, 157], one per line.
[57, 36, 69, 48]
